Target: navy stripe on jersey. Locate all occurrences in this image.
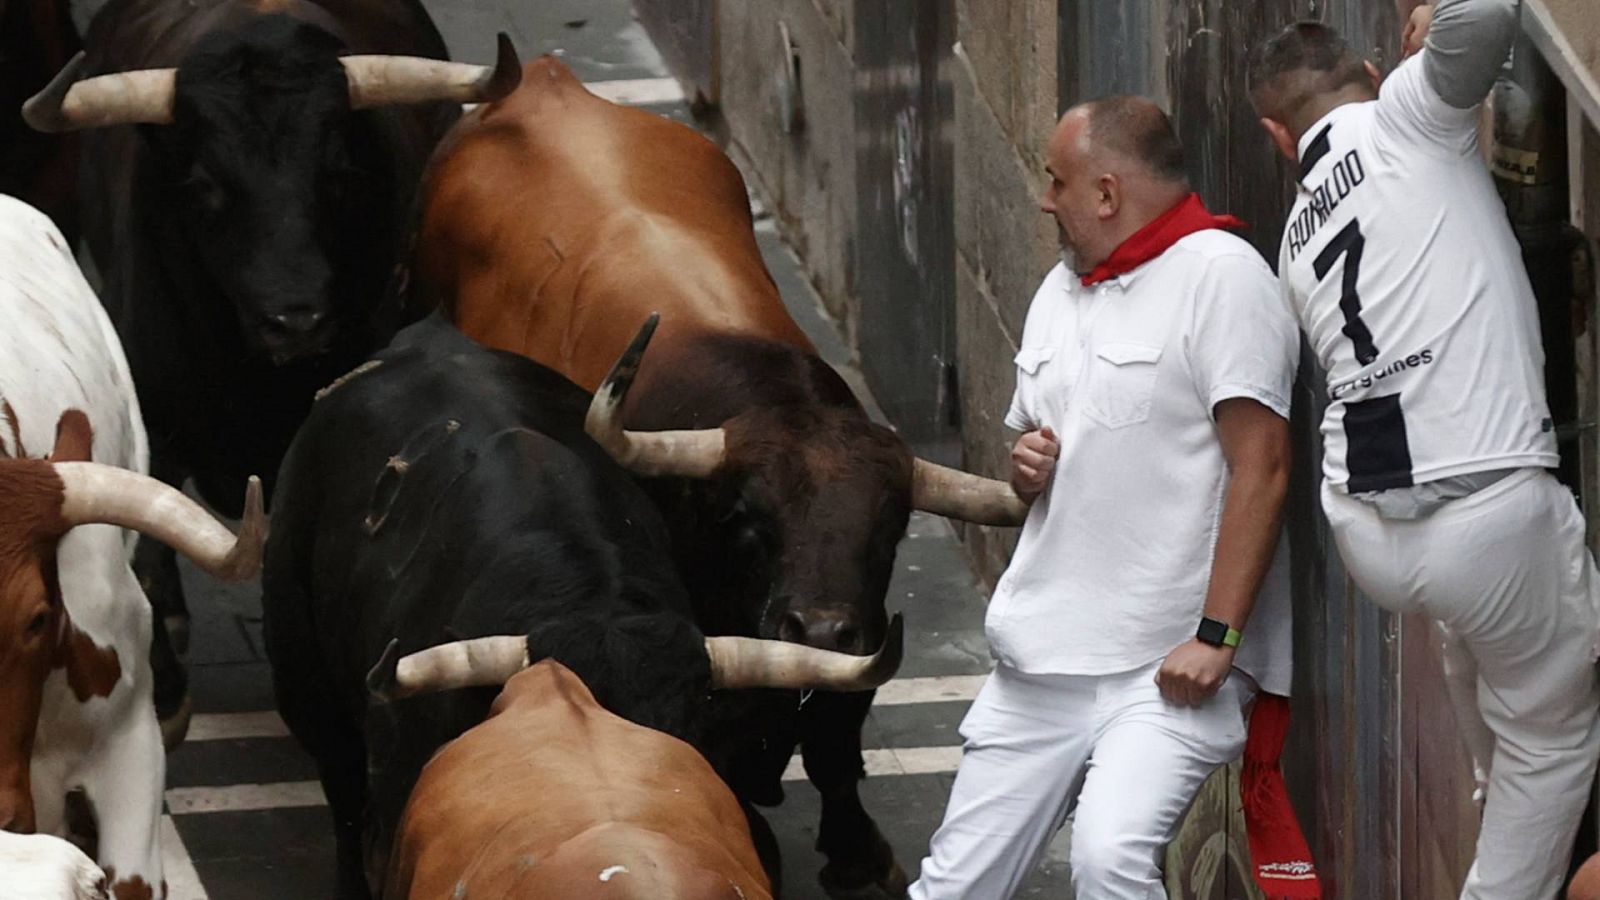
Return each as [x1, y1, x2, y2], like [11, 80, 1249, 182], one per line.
[1298, 124, 1334, 182]
[1344, 393, 1416, 492]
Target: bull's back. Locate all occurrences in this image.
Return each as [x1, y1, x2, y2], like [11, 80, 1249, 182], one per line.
[419, 57, 812, 393]
[85, 0, 449, 65]
[387, 663, 771, 899]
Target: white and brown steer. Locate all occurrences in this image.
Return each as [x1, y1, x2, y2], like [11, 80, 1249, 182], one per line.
[0, 194, 265, 900]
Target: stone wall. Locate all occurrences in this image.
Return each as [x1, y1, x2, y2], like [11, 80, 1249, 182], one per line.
[948, 0, 1060, 584]
[709, 0, 864, 348]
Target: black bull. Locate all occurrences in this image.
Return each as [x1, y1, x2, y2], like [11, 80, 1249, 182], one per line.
[262, 316, 902, 897]
[27, 0, 517, 740]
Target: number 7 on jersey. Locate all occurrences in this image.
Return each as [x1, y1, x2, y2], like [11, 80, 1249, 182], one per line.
[1313, 220, 1379, 366]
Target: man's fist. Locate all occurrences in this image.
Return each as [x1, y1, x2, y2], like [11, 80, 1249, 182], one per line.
[1156, 639, 1236, 707]
[1010, 427, 1060, 499]
[1402, 4, 1436, 58]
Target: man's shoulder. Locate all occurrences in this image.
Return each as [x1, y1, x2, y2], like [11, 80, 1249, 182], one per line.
[1035, 260, 1071, 292]
[1169, 230, 1274, 280]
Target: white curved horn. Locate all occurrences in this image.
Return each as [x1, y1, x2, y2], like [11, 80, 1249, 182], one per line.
[912, 458, 1030, 526]
[585, 313, 727, 479]
[368, 636, 531, 701]
[23, 52, 176, 133]
[706, 613, 905, 692]
[341, 32, 521, 109]
[54, 463, 266, 580]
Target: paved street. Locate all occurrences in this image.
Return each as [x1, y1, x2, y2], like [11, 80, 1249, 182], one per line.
[152, 2, 1075, 896]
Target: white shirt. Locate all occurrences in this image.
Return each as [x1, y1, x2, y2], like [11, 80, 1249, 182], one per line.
[1278, 55, 1558, 493]
[992, 230, 1299, 695]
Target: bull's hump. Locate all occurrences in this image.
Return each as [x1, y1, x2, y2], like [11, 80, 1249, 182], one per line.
[523, 56, 585, 92]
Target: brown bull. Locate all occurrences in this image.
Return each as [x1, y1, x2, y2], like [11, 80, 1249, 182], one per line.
[381, 654, 773, 900]
[412, 57, 1024, 896]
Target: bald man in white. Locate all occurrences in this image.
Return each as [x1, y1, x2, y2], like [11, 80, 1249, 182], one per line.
[909, 96, 1297, 899]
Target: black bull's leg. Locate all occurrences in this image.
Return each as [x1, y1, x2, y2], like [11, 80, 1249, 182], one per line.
[803, 688, 908, 899]
[135, 454, 195, 750]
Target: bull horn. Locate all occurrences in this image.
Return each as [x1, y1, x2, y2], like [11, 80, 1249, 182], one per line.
[54, 463, 266, 580]
[341, 32, 521, 109]
[706, 613, 904, 692]
[23, 51, 176, 133]
[911, 458, 1030, 526]
[367, 635, 530, 701]
[584, 313, 727, 479]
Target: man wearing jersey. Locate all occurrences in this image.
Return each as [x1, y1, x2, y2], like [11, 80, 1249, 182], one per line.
[1250, 2, 1600, 896]
[907, 95, 1300, 899]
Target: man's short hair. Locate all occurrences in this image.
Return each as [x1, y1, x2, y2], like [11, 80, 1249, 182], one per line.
[1248, 22, 1370, 121]
[1079, 95, 1188, 184]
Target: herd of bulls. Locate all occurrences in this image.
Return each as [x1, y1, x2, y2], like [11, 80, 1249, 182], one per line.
[1, 1, 1030, 898]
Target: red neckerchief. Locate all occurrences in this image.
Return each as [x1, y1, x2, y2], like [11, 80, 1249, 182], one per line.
[1241, 694, 1323, 898]
[1079, 193, 1246, 286]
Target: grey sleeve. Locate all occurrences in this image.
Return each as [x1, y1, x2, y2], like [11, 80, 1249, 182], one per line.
[1422, 0, 1518, 109]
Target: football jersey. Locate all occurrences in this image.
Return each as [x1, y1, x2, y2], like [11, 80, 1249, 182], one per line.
[1278, 54, 1557, 492]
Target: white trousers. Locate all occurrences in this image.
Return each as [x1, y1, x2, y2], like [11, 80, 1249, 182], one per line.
[1323, 468, 1600, 900]
[908, 661, 1253, 900]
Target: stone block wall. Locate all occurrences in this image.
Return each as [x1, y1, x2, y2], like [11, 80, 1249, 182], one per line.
[948, 0, 1060, 584]
[710, 0, 864, 349]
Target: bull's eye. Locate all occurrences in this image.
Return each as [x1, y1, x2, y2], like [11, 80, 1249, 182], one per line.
[24, 612, 48, 639]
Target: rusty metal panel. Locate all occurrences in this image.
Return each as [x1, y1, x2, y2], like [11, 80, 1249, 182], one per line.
[633, 0, 719, 106]
[1058, 1, 1164, 106]
[851, 0, 959, 443]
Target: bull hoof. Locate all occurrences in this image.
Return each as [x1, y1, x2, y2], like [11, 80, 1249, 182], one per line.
[819, 858, 908, 900]
[164, 614, 191, 656]
[159, 693, 193, 751]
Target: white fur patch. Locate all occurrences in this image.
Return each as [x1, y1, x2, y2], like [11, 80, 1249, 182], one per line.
[598, 865, 629, 882]
[0, 832, 107, 899]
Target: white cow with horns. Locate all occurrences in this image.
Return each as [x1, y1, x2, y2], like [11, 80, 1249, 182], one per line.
[0, 194, 265, 899]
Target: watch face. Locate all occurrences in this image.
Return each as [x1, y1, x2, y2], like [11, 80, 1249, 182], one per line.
[1197, 618, 1228, 646]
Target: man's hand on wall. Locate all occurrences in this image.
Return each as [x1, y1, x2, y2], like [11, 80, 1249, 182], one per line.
[1155, 639, 1237, 707]
[1403, 3, 1437, 57]
[1010, 427, 1060, 500]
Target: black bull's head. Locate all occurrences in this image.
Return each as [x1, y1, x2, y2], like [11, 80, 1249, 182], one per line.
[23, 17, 519, 363]
[586, 314, 1031, 654]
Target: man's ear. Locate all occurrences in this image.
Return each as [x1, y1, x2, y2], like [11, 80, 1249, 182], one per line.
[1096, 173, 1121, 220]
[1259, 117, 1299, 164]
[1365, 59, 1383, 91]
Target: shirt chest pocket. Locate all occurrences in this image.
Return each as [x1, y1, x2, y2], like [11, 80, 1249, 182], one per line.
[1015, 346, 1056, 377]
[1012, 346, 1058, 427]
[1085, 342, 1163, 429]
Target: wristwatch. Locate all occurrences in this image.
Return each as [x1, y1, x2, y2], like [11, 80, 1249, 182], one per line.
[1196, 617, 1242, 649]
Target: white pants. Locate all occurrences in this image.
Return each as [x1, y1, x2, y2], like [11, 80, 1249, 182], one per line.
[1323, 468, 1600, 900]
[908, 661, 1254, 900]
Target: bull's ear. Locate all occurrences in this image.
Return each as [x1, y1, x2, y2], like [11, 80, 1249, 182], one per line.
[48, 410, 93, 463]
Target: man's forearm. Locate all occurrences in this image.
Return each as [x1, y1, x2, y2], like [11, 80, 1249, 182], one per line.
[1202, 465, 1289, 634]
[1424, 0, 1518, 109]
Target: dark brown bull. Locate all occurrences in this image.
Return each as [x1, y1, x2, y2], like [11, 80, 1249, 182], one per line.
[411, 57, 1025, 898]
[0, 0, 80, 241]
